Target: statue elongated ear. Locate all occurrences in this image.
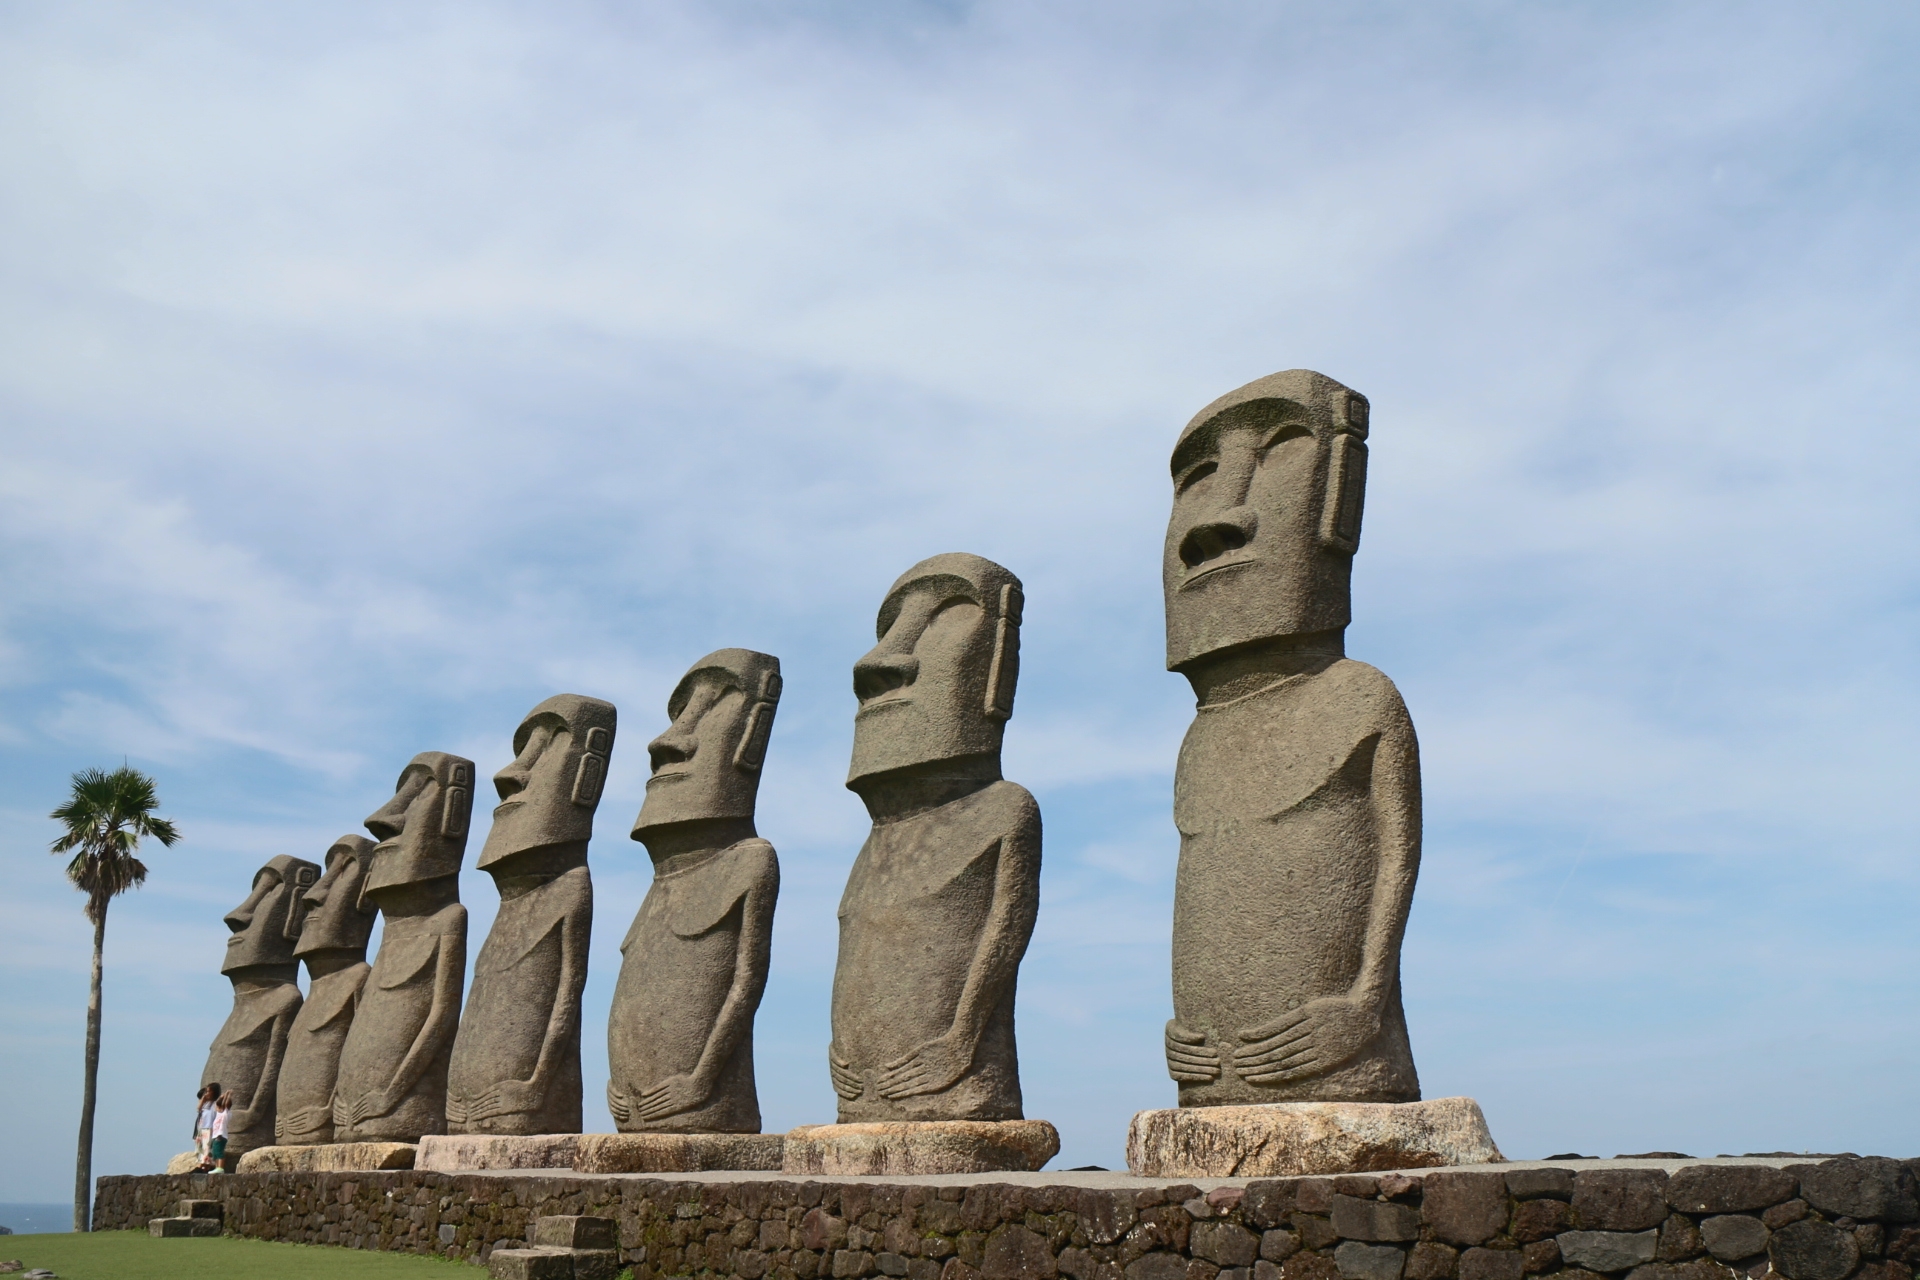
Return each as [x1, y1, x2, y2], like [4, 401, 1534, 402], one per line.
[572, 725, 613, 807]
[984, 583, 1023, 720]
[733, 669, 783, 772]
[282, 864, 319, 941]
[1319, 433, 1368, 553]
[441, 762, 472, 839]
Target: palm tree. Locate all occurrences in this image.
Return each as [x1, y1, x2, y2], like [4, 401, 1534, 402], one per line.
[50, 765, 179, 1233]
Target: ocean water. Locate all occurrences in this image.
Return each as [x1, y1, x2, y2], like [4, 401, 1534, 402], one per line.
[0, 1204, 72, 1235]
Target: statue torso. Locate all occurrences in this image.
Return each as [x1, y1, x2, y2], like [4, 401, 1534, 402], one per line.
[831, 779, 1036, 1121]
[446, 865, 591, 1134]
[607, 839, 776, 1134]
[202, 979, 302, 1150]
[275, 960, 369, 1144]
[334, 902, 467, 1140]
[1171, 658, 1419, 1104]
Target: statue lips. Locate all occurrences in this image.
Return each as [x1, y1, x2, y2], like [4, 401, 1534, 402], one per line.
[1180, 555, 1260, 589]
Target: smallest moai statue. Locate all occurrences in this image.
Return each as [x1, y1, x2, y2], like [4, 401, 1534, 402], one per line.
[607, 650, 782, 1133]
[275, 835, 380, 1145]
[202, 854, 320, 1157]
[332, 752, 473, 1143]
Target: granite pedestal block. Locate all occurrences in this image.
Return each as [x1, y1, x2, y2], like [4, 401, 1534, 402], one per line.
[1127, 1096, 1501, 1177]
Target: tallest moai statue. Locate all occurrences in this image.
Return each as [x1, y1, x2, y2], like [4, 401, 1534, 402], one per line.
[1130, 369, 1499, 1177]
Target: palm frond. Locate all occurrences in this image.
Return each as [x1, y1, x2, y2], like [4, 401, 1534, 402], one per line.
[49, 765, 177, 913]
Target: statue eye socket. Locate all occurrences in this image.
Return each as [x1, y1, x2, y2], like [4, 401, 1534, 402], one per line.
[1259, 423, 1313, 459]
[1175, 460, 1217, 494]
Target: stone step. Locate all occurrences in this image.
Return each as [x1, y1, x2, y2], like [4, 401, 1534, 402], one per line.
[149, 1216, 221, 1238]
[532, 1216, 617, 1251]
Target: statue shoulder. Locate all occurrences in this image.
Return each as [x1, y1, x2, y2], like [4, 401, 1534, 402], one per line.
[1306, 658, 1413, 731]
[725, 837, 781, 887]
[957, 779, 1040, 834]
[666, 840, 772, 938]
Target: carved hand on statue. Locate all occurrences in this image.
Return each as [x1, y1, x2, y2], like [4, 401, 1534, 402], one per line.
[606, 1082, 632, 1125]
[1164, 1020, 1222, 1083]
[1234, 996, 1380, 1085]
[341, 1089, 395, 1127]
[828, 1045, 863, 1101]
[474, 1079, 537, 1121]
[875, 1034, 973, 1100]
[634, 1073, 709, 1123]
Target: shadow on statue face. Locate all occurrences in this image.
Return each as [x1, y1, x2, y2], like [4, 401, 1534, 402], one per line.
[634, 653, 778, 837]
[223, 855, 318, 974]
[295, 836, 377, 957]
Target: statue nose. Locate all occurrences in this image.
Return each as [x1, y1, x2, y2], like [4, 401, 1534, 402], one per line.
[648, 725, 697, 772]
[1179, 508, 1259, 569]
[853, 653, 920, 704]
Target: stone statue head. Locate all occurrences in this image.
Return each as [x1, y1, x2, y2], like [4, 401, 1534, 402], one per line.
[1163, 369, 1369, 671]
[633, 649, 782, 837]
[360, 751, 475, 902]
[847, 552, 1023, 790]
[478, 694, 617, 871]
[293, 835, 379, 957]
[221, 853, 322, 975]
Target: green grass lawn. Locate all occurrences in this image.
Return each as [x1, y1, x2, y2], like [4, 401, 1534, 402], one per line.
[0, 1230, 480, 1280]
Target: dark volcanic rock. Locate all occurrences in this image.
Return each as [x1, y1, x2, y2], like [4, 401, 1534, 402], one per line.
[1769, 1219, 1860, 1280]
[1574, 1173, 1670, 1232]
[1422, 1175, 1509, 1248]
[1666, 1168, 1798, 1216]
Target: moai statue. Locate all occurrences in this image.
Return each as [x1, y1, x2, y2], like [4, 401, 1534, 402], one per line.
[275, 835, 380, 1145]
[829, 554, 1041, 1122]
[333, 752, 473, 1142]
[446, 695, 614, 1136]
[201, 853, 320, 1156]
[1161, 369, 1422, 1105]
[607, 650, 781, 1134]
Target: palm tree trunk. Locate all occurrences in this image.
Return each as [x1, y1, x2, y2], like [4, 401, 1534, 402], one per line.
[73, 900, 106, 1233]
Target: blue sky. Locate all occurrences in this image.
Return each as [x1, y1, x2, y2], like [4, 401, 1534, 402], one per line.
[2, 1, 1918, 1206]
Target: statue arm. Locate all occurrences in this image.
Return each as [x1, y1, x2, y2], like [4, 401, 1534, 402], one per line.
[876, 804, 1040, 1100]
[635, 863, 777, 1122]
[692, 873, 776, 1093]
[523, 898, 591, 1093]
[1354, 715, 1420, 1006]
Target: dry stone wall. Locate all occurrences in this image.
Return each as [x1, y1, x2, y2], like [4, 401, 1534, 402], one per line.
[94, 1159, 1919, 1280]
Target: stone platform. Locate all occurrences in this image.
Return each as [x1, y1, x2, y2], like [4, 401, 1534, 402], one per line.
[94, 1154, 1920, 1280]
[575, 1133, 784, 1174]
[784, 1120, 1060, 1175]
[1128, 1097, 1502, 1178]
